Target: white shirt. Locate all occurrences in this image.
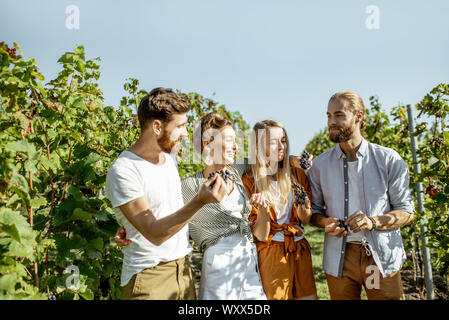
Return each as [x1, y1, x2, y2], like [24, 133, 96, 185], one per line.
[270, 181, 305, 242]
[200, 185, 266, 300]
[105, 151, 192, 286]
[346, 160, 366, 243]
[220, 185, 245, 218]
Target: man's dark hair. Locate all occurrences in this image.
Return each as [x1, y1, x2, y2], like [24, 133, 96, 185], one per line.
[137, 87, 190, 130]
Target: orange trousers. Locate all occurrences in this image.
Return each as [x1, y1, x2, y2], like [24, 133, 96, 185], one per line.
[325, 243, 404, 300]
[256, 238, 317, 300]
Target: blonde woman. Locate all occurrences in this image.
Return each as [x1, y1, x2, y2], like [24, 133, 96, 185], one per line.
[241, 120, 317, 300]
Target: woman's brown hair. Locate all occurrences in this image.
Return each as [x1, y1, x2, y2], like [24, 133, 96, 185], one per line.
[193, 112, 234, 155]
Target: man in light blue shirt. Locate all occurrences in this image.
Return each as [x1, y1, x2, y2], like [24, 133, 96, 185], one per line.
[308, 91, 414, 300]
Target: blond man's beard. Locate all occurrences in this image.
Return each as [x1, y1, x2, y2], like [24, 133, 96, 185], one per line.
[329, 125, 354, 143]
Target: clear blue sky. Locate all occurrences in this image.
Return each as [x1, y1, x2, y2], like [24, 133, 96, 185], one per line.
[1, 0, 448, 153]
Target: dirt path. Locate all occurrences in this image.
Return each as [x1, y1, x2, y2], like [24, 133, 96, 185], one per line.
[401, 267, 448, 300]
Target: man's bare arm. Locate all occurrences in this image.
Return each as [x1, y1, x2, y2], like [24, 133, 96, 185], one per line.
[118, 174, 227, 246]
[345, 209, 414, 233]
[369, 210, 414, 231]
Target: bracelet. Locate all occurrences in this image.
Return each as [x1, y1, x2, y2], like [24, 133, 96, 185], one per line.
[368, 217, 377, 231]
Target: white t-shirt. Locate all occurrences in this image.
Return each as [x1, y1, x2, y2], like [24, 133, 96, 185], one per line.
[105, 151, 192, 286]
[346, 160, 365, 243]
[270, 181, 305, 242]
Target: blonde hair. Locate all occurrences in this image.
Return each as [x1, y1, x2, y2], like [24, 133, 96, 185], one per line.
[329, 91, 366, 130]
[250, 120, 292, 208]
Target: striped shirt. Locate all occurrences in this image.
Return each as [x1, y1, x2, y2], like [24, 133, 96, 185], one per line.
[182, 163, 253, 252]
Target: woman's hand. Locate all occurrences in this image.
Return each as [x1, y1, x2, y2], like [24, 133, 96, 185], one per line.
[250, 193, 270, 209]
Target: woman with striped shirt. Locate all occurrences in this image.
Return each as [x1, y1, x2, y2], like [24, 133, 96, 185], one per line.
[180, 112, 267, 300]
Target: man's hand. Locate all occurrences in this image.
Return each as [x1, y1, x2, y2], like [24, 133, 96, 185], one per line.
[114, 226, 131, 246]
[345, 210, 373, 233]
[290, 153, 314, 170]
[196, 173, 229, 205]
[324, 217, 348, 237]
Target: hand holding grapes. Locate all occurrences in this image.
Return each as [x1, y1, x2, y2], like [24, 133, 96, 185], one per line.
[197, 172, 228, 205]
[207, 169, 234, 195]
[290, 151, 314, 170]
[324, 217, 348, 237]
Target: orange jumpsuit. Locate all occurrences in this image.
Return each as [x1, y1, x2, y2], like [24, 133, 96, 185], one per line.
[242, 167, 317, 300]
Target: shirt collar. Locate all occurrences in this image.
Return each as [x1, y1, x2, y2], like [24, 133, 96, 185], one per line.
[336, 138, 368, 159]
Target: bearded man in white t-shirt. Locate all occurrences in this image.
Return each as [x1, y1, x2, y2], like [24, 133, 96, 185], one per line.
[105, 88, 229, 300]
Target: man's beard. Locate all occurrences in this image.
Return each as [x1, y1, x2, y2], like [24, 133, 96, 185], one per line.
[329, 125, 354, 143]
[157, 129, 179, 153]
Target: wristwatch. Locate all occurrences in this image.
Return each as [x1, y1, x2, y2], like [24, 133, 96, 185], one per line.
[368, 217, 377, 231]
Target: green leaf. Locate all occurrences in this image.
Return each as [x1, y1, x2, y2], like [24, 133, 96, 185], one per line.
[79, 288, 94, 300]
[72, 97, 85, 109]
[90, 237, 103, 251]
[67, 186, 85, 202]
[5, 140, 30, 153]
[75, 60, 86, 73]
[5, 140, 37, 159]
[30, 197, 47, 209]
[6, 240, 34, 258]
[0, 274, 19, 292]
[58, 53, 75, 64]
[0, 223, 21, 243]
[81, 152, 101, 166]
[38, 156, 57, 172]
[74, 45, 85, 56]
[70, 208, 92, 221]
[444, 131, 449, 147]
[0, 208, 32, 237]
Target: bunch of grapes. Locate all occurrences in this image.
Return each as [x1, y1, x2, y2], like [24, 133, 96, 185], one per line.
[338, 219, 349, 231]
[4, 47, 17, 58]
[292, 182, 309, 206]
[299, 151, 311, 170]
[207, 169, 232, 187]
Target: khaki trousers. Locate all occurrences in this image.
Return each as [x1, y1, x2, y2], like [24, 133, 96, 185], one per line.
[325, 243, 404, 300]
[121, 255, 197, 300]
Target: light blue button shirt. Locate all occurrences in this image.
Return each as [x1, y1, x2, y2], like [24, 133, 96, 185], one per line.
[307, 138, 414, 278]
